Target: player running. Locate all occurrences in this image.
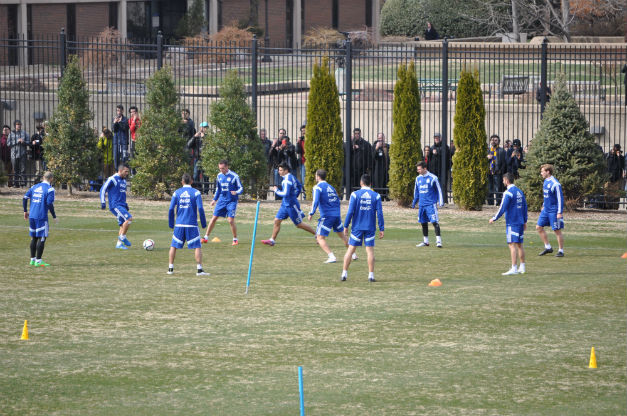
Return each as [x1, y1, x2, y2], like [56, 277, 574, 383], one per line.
[262, 163, 315, 246]
[202, 160, 243, 246]
[23, 171, 57, 267]
[168, 173, 209, 276]
[307, 169, 355, 263]
[489, 172, 528, 275]
[536, 164, 565, 257]
[100, 163, 133, 249]
[411, 161, 444, 248]
[341, 174, 384, 282]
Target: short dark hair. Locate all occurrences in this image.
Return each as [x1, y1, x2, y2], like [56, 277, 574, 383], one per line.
[182, 108, 189, 114]
[182, 173, 192, 184]
[360, 173, 371, 186]
[353, 128, 361, 133]
[129, 106, 138, 112]
[118, 163, 130, 171]
[14, 119, 21, 125]
[219, 159, 229, 166]
[116, 104, 124, 111]
[504, 172, 515, 184]
[416, 160, 427, 169]
[316, 169, 327, 180]
[278, 162, 290, 172]
[490, 134, 500, 141]
[2, 125, 10, 130]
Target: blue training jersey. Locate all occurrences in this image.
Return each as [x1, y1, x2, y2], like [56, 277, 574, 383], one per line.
[169, 185, 207, 228]
[23, 181, 55, 220]
[100, 173, 128, 209]
[412, 172, 443, 208]
[309, 181, 341, 218]
[213, 170, 243, 203]
[492, 184, 528, 226]
[542, 176, 563, 214]
[343, 187, 384, 232]
[275, 173, 300, 206]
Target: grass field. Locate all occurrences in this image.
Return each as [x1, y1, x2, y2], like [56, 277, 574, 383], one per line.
[1, 192, 625, 415]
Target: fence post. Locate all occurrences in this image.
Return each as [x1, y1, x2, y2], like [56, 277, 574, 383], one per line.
[540, 37, 548, 116]
[344, 39, 353, 199]
[157, 30, 163, 70]
[251, 35, 258, 119]
[59, 28, 67, 76]
[441, 38, 449, 201]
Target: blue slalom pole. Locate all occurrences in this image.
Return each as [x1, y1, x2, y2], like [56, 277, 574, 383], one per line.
[298, 366, 305, 416]
[245, 201, 260, 294]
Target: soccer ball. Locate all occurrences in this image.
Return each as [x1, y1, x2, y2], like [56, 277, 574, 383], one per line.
[143, 239, 155, 251]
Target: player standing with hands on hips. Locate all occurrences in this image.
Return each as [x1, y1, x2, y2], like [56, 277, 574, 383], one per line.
[100, 164, 133, 249]
[489, 172, 528, 275]
[23, 171, 57, 266]
[412, 161, 444, 248]
[341, 174, 384, 282]
[168, 173, 209, 276]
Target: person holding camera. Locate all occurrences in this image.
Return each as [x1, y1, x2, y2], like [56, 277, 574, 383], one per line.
[112, 105, 129, 170]
[269, 128, 298, 196]
[507, 139, 525, 179]
[373, 132, 390, 200]
[607, 144, 624, 184]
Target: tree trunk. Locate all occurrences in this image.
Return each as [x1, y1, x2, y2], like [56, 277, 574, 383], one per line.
[561, 0, 571, 42]
[511, 0, 520, 41]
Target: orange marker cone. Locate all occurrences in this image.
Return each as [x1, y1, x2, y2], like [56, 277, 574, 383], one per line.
[211, 237, 221, 243]
[588, 347, 597, 368]
[20, 320, 29, 340]
[428, 278, 442, 287]
[621, 252, 627, 259]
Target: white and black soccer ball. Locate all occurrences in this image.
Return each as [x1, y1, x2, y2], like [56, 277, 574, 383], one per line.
[143, 239, 155, 251]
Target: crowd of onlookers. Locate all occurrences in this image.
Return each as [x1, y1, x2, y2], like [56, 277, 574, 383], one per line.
[1, 108, 625, 208]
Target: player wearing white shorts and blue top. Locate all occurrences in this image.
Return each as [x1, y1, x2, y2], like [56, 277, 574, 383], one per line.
[262, 163, 315, 246]
[23, 171, 57, 267]
[100, 164, 133, 250]
[411, 161, 444, 248]
[536, 164, 565, 257]
[307, 169, 351, 263]
[167, 173, 209, 276]
[489, 172, 528, 275]
[341, 174, 384, 282]
[203, 160, 243, 246]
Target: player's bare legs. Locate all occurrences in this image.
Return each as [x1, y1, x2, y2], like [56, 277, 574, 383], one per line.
[271, 218, 283, 240]
[119, 219, 131, 237]
[227, 217, 237, 239]
[536, 225, 549, 246]
[365, 246, 375, 273]
[205, 216, 219, 237]
[342, 245, 357, 278]
[317, 235, 332, 255]
[296, 222, 315, 235]
[168, 247, 177, 265]
[554, 229, 564, 251]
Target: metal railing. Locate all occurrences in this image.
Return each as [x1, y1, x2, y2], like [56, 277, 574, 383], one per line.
[1, 31, 625, 202]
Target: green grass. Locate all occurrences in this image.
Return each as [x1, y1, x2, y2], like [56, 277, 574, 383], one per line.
[1, 194, 625, 415]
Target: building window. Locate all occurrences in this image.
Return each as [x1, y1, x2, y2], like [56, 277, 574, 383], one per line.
[366, 0, 372, 27]
[332, 0, 338, 29]
[66, 4, 76, 41]
[109, 2, 118, 29]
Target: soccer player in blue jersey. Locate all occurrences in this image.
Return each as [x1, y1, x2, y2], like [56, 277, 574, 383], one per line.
[202, 160, 243, 246]
[168, 173, 209, 276]
[411, 161, 444, 248]
[262, 163, 315, 246]
[100, 163, 133, 249]
[489, 172, 528, 275]
[341, 174, 384, 282]
[307, 169, 354, 263]
[23, 171, 57, 266]
[536, 164, 565, 257]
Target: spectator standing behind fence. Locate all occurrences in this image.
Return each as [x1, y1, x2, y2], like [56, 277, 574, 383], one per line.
[179, 108, 195, 148]
[423, 145, 432, 171]
[8, 120, 29, 188]
[128, 106, 141, 158]
[30, 124, 46, 181]
[270, 129, 298, 197]
[487, 134, 507, 206]
[424, 22, 439, 40]
[259, 128, 272, 179]
[296, 124, 306, 186]
[430, 132, 451, 203]
[373, 132, 390, 200]
[112, 105, 129, 170]
[98, 126, 114, 179]
[350, 128, 373, 190]
[188, 122, 207, 191]
[1, 125, 11, 185]
[506, 139, 525, 179]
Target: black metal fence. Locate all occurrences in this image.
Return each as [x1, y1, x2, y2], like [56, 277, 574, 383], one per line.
[1, 31, 625, 204]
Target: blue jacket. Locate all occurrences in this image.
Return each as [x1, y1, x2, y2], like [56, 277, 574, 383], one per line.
[23, 181, 56, 220]
[309, 181, 341, 218]
[344, 187, 384, 232]
[412, 172, 443, 208]
[213, 170, 243, 203]
[100, 174, 128, 209]
[491, 184, 527, 226]
[169, 185, 207, 229]
[542, 176, 564, 214]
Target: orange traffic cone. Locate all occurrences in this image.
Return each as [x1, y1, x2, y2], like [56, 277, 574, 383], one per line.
[621, 253, 627, 259]
[428, 278, 442, 287]
[211, 237, 221, 243]
[20, 320, 29, 340]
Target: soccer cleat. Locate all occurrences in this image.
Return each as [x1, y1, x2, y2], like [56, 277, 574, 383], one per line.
[555, 251, 564, 257]
[538, 248, 553, 256]
[502, 268, 519, 276]
[340, 275, 347, 281]
[201, 237, 209, 244]
[167, 268, 174, 275]
[351, 253, 358, 261]
[368, 277, 376, 282]
[436, 242, 443, 248]
[416, 242, 430, 247]
[35, 261, 50, 267]
[119, 236, 131, 247]
[196, 270, 210, 276]
[116, 244, 129, 250]
[261, 239, 275, 246]
[324, 256, 337, 264]
[232, 240, 239, 246]
[29, 260, 35, 266]
[518, 266, 526, 274]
